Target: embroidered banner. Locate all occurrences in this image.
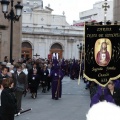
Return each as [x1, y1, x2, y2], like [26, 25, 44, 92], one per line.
[84, 25, 120, 87]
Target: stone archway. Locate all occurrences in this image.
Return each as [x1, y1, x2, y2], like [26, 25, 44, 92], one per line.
[21, 42, 32, 59]
[50, 43, 63, 59]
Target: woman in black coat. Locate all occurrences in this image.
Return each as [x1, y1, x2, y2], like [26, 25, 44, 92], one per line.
[1, 78, 17, 120]
[28, 69, 40, 99]
[41, 65, 49, 93]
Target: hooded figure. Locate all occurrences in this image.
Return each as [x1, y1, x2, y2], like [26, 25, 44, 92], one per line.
[90, 86, 114, 107]
[50, 57, 64, 100]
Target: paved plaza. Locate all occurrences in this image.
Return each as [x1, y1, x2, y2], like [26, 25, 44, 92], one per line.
[15, 77, 90, 120]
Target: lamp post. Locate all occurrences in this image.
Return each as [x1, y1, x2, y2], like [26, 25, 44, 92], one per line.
[0, 0, 23, 63]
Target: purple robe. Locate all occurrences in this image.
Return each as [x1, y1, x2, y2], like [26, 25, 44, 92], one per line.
[114, 80, 120, 90]
[50, 68, 64, 99]
[90, 86, 114, 107]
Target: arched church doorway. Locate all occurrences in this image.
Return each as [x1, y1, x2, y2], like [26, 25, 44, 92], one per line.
[21, 42, 32, 59]
[50, 43, 63, 59]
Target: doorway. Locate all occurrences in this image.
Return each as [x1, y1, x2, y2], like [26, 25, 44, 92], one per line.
[21, 42, 32, 59]
[50, 43, 63, 59]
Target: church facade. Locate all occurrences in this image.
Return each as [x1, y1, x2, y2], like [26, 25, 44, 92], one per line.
[22, 0, 83, 60]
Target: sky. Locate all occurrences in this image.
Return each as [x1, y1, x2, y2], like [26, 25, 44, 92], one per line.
[43, 0, 104, 24]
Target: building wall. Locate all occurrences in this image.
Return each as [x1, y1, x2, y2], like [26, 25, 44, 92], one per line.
[113, 0, 120, 21]
[74, 1, 113, 24]
[22, 4, 83, 60]
[0, 0, 22, 61]
[22, 34, 81, 59]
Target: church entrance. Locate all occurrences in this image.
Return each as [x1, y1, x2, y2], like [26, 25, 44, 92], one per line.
[50, 43, 63, 59]
[21, 42, 32, 59]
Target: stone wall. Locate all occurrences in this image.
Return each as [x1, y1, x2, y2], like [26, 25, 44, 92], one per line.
[0, 0, 22, 62]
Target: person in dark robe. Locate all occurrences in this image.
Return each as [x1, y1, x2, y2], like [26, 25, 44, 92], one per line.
[41, 65, 49, 93]
[90, 86, 114, 107]
[75, 60, 80, 79]
[114, 79, 120, 90]
[70, 59, 76, 80]
[50, 59, 64, 100]
[47, 64, 52, 91]
[28, 69, 40, 99]
[96, 42, 110, 66]
[65, 60, 69, 76]
[89, 82, 98, 99]
[61, 58, 65, 76]
[107, 81, 120, 106]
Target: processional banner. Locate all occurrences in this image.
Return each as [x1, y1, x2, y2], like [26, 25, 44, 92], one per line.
[84, 25, 120, 87]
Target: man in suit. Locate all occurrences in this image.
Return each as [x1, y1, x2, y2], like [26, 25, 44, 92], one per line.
[12, 64, 28, 114]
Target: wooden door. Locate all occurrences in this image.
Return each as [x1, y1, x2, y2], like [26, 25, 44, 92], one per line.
[50, 49, 63, 59]
[21, 48, 32, 59]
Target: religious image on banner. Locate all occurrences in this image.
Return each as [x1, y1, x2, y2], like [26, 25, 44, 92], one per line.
[84, 25, 120, 87]
[95, 38, 112, 66]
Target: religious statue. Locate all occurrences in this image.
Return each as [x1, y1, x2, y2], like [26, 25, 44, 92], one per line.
[96, 41, 110, 66]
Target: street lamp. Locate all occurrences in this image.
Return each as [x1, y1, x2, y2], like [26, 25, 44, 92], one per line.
[77, 43, 84, 60]
[0, 0, 23, 63]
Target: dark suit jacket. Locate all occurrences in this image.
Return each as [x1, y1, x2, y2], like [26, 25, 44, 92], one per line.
[1, 88, 17, 115]
[12, 71, 28, 91]
[109, 88, 120, 106]
[0, 74, 9, 84]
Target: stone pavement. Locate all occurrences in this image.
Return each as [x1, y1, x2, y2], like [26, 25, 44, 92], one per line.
[15, 77, 90, 120]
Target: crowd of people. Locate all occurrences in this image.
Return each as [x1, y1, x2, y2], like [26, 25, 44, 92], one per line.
[0, 56, 120, 120]
[0, 56, 84, 120]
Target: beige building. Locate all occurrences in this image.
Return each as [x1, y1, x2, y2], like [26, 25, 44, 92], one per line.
[22, 0, 84, 60]
[113, 0, 120, 21]
[0, 0, 22, 61]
